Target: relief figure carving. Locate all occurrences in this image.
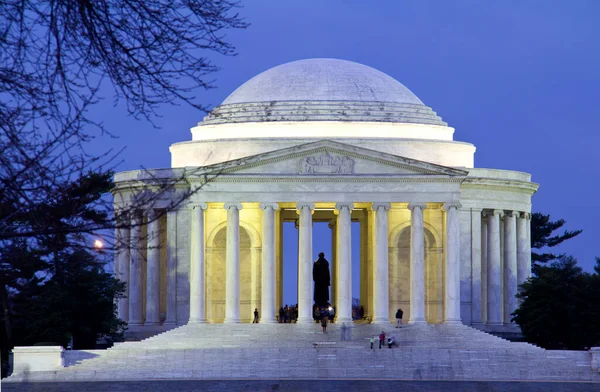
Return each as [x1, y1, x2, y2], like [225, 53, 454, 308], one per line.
[298, 152, 354, 174]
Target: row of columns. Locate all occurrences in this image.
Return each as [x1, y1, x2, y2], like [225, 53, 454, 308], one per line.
[115, 209, 178, 327]
[186, 201, 462, 325]
[116, 203, 527, 327]
[484, 210, 531, 326]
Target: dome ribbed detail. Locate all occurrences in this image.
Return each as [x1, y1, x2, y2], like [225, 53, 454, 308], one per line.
[201, 58, 446, 127]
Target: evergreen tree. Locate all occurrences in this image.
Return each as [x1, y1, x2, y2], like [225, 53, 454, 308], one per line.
[512, 256, 600, 350]
[531, 212, 582, 265]
[0, 170, 125, 376]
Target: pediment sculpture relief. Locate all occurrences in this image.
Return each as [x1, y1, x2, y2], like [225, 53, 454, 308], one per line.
[298, 152, 355, 174]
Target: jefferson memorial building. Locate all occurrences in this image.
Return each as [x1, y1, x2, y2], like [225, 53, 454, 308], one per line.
[112, 59, 537, 335]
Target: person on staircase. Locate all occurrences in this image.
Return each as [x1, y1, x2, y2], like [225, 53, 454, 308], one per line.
[387, 336, 395, 349]
[253, 308, 259, 324]
[379, 331, 386, 349]
[321, 315, 328, 333]
[395, 308, 403, 328]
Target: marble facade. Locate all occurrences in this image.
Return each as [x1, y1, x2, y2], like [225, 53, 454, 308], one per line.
[112, 59, 537, 336]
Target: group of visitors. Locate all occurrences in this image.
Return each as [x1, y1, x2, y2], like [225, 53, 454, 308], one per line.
[278, 304, 298, 323]
[369, 331, 395, 349]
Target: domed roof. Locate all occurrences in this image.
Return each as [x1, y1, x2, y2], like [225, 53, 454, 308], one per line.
[201, 58, 446, 127]
[222, 58, 424, 105]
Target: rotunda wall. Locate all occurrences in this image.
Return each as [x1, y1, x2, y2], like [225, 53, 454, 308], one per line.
[191, 122, 454, 142]
[170, 138, 475, 168]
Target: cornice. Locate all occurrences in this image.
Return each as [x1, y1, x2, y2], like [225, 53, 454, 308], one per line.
[461, 177, 539, 194]
[207, 176, 465, 184]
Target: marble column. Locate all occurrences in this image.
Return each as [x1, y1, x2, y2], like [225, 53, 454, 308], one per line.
[517, 212, 532, 286]
[115, 213, 130, 322]
[504, 211, 518, 324]
[336, 202, 354, 324]
[224, 203, 242, 324]
[128, 211, 144, 326]
[296, 202, 315, 324]
[485, 209, 503, 326]
[408, 203, 427, 324]
[444, 203, 462, 324]
[189, 203, 208, 323]
[260, 203, 279, 324]
[329, 219, 337, 309]
[145, 209, 161, 325]
[470, 209, 483, 326]
[164, 209, 178, 326]
[372, 203, 390, 324]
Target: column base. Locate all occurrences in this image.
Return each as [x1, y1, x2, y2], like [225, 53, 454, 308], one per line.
[408, 319, 426, 325]
[223, 318, 241, 324]
[188, 318, 208, 324]
[335, 317, 353, 324]
[296, 316, 314, 324]
[260, 318, 277, 324]
[443, 319, 462, 325]
[371, 317, 390, 324]
[128, 320, 144, 327]
[144, 321, 161, 326]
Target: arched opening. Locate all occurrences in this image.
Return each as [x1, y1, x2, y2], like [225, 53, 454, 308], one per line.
[206, 225, 258, 323]
[391, 225, 443, 323]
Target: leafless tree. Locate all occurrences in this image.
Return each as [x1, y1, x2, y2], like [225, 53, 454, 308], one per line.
[0, 1, 246, 359]
[0, 0, 247, 245]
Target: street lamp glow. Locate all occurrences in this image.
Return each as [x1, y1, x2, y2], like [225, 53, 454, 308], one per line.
[94, 239, 103, 249]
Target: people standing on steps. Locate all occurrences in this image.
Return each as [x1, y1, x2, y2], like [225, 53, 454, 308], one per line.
[370, 336, 375, 350]
[321, 315, 328, 333]
[253, 308, 259, 324]
[341, 323, 347, 341]
[278, 306, 284, 323]
[379, 331, 386, 349]
[395, 308, 403, 328]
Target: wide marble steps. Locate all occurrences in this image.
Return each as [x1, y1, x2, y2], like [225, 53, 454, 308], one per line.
[9, 323, 600, 382]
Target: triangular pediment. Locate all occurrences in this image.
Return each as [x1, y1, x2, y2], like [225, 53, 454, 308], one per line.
[192, 140, 467, 177]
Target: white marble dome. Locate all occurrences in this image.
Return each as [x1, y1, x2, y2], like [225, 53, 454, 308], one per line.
[177, 58, 475, 168]
[201, 58, 446, 127]
[222, 58, 424, 105]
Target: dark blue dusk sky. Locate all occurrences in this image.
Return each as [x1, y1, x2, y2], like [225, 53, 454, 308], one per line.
[93, 1, 599, 294]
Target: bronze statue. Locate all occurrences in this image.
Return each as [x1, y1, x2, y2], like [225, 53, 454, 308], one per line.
[313, 252, 331, 306]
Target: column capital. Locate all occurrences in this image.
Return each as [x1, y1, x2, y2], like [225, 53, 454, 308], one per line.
[483, 209, 504, 218]
[296, 202, 315, 212]
[408, 202, 427, 211]
[442, 202, 461, 211]
[259, 202, 279, 211]
[146, 208, 160, 220]
[520, 212, 531, 220]
[224, 202, 243, 211]
[371, 202, 391, 211]
[504, 210, 519, 218]
[335, 202, 354, 211]
[192, 202, 208, 211]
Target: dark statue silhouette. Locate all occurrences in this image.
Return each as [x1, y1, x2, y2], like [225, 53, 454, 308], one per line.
[313, 252, 331, 306]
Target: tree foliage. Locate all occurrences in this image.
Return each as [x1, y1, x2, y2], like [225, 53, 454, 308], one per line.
[1, 170, 126, 377]
[530, 212, 582, 265]
[512, 256, 600, 350]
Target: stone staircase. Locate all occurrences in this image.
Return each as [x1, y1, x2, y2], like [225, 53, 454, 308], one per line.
[6, 323, 599, 382]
